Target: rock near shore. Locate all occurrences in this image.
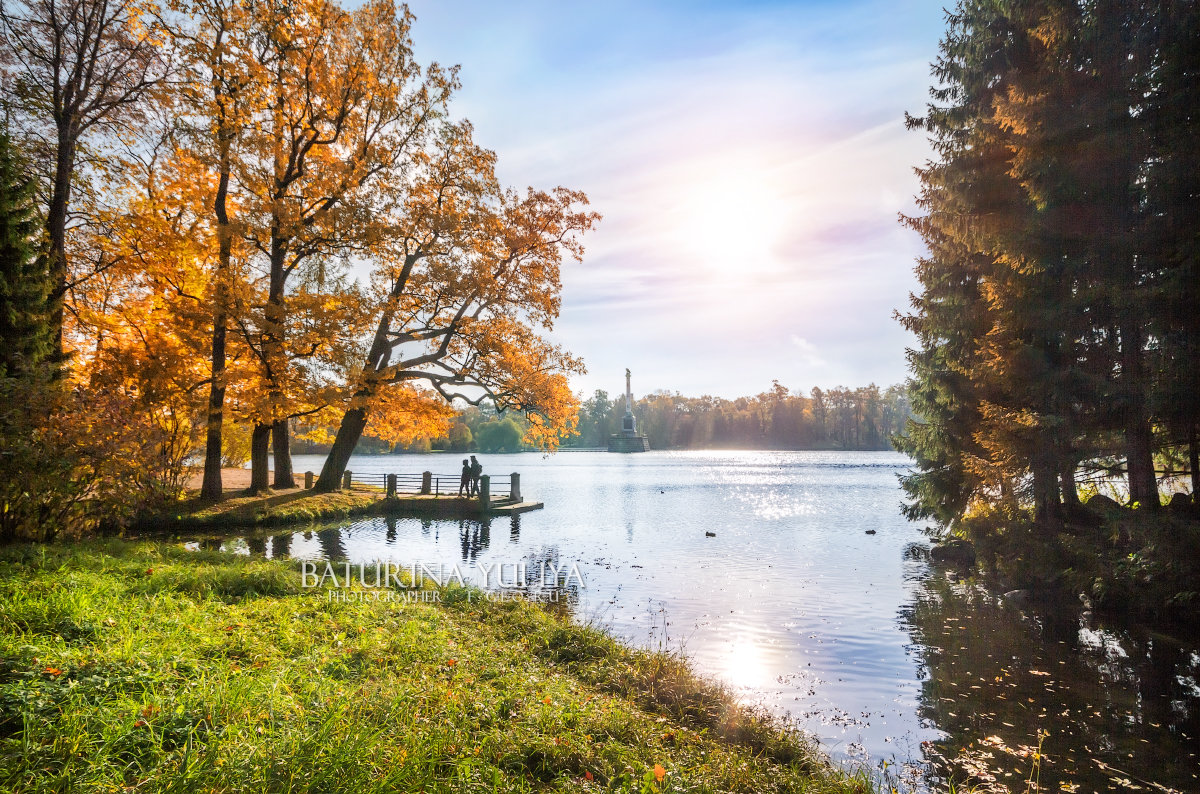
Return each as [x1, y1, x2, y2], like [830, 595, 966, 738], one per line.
[930, 539, 977, 567]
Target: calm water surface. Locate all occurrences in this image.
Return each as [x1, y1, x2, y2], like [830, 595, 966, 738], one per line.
[207, 450, 1199, 791]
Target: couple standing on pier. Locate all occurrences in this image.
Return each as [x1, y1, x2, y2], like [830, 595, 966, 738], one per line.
[458, 456, 483, 497]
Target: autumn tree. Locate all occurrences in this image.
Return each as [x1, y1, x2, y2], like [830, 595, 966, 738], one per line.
[168, 0, 263, 500]
[66, 123, 227, 505]
[226, 0, 456, 490]
[0, 0, 168, 357]
[313, 123, 597, 491]
[0, 125, 201, 540]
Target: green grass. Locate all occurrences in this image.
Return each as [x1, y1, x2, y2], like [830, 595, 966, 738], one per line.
[0, 541, 874, 793]
[144, 489, 384, 531]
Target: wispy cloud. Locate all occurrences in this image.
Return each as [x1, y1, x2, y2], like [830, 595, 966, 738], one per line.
[789, 336, 826, 368]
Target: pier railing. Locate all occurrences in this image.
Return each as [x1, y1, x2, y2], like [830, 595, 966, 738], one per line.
[305, 470, 521, 507]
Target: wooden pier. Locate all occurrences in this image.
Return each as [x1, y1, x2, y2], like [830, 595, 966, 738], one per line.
[302, 470, 544, 517]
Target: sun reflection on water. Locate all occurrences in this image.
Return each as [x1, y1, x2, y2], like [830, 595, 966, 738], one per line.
[723, 635, 773, 691]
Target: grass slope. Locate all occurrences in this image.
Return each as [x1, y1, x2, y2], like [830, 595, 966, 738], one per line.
[0, 541, 873, 793]
[147, 490, 383, 531]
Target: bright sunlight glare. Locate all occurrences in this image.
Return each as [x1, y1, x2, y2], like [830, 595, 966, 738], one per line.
[666, 156, 796, 278]
[722, 634, 774, 690]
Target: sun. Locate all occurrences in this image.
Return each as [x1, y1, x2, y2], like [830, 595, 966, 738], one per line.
[667, 156, 794, 278]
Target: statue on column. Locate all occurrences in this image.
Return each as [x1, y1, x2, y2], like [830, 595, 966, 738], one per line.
[609, 368, 649, 452]
[623, 369, 636, 435]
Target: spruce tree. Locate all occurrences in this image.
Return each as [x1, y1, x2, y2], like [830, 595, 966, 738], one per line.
[898, 0, 1034, 525]
[0, 131, 51, 377]
[1148, 0, 1200, 497]
[900, 0, 1178, 526]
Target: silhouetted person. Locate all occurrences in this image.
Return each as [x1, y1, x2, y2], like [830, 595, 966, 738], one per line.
[458, 458, 471, 497]
[469, 455, 482, 496]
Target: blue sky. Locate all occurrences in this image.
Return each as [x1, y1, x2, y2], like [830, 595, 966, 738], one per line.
[405, 0, 947, 400]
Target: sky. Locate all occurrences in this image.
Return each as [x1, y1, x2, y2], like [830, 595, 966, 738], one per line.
[404, 0, 948, 400]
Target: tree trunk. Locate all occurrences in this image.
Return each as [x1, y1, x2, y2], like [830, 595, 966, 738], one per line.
[199, 362, 226, 501]
[313, 259, 415, 492]
[261, 196, 294, 488]
[250, 423, 271, 492]
[45, 131, 75, 360]
[1121, 321, 1159, 510]
[1060, 460, 1080, 507]
[1191, 424, 1199, 499]
[1031, 439, 1062, 526]
[1126, 419, 1158, 508]
[315, 406, 369, 492]
[272, 417, 295, 487]
[200, 152, 234, 502]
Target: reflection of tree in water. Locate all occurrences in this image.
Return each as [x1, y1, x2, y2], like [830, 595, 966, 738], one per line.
[316, 528, 348, 560]
[901, 569, 1200, 793]
[245, 536, 266, 556]
[271, 533, 292, 558]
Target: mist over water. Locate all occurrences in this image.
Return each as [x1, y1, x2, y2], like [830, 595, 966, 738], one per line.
[211, 450, 1199, 791]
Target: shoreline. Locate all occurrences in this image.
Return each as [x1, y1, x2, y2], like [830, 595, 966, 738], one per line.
[139, 471, 384, 531]
[0, 540, 875, 793]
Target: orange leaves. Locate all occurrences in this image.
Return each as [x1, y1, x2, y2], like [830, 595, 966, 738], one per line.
[451, 316, 583, 451]
[653, 764, 667, 783]
[365, 384, 456, 446]
[51, 0, 598, 490]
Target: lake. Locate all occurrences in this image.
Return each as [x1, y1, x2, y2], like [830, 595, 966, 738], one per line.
[204, 450, 1199, 792]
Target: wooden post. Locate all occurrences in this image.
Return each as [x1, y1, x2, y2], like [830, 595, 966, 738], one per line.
[510, 472, 521, 502]
[386, 473, 396, 498]
[479, 475, 490, 510]
[421, 471, 432, 495]
[304, 471, 314, 489]
[342, 470, 352, 490]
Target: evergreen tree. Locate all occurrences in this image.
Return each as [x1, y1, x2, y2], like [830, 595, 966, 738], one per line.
[0, 132, 50, 376]
[900, 0, 1180, 527]
[898, 0, 1020, 525]
[1148, 0, 1200, 497]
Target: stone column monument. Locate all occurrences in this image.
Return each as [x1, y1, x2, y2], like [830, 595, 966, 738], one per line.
[608, 368, 650, 452]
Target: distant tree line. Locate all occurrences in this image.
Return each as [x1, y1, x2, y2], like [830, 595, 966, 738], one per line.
[290, 383, 912, 454]
[566, 382, 912, 451]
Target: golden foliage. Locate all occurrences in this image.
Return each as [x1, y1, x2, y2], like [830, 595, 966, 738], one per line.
[365, 384, 457, 447]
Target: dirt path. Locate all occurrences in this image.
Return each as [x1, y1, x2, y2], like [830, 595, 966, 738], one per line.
[183, 467, 302, 493]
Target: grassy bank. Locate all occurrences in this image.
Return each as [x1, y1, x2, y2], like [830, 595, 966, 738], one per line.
[143, 489, 384, 532]
[0, 541, 872, 793]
